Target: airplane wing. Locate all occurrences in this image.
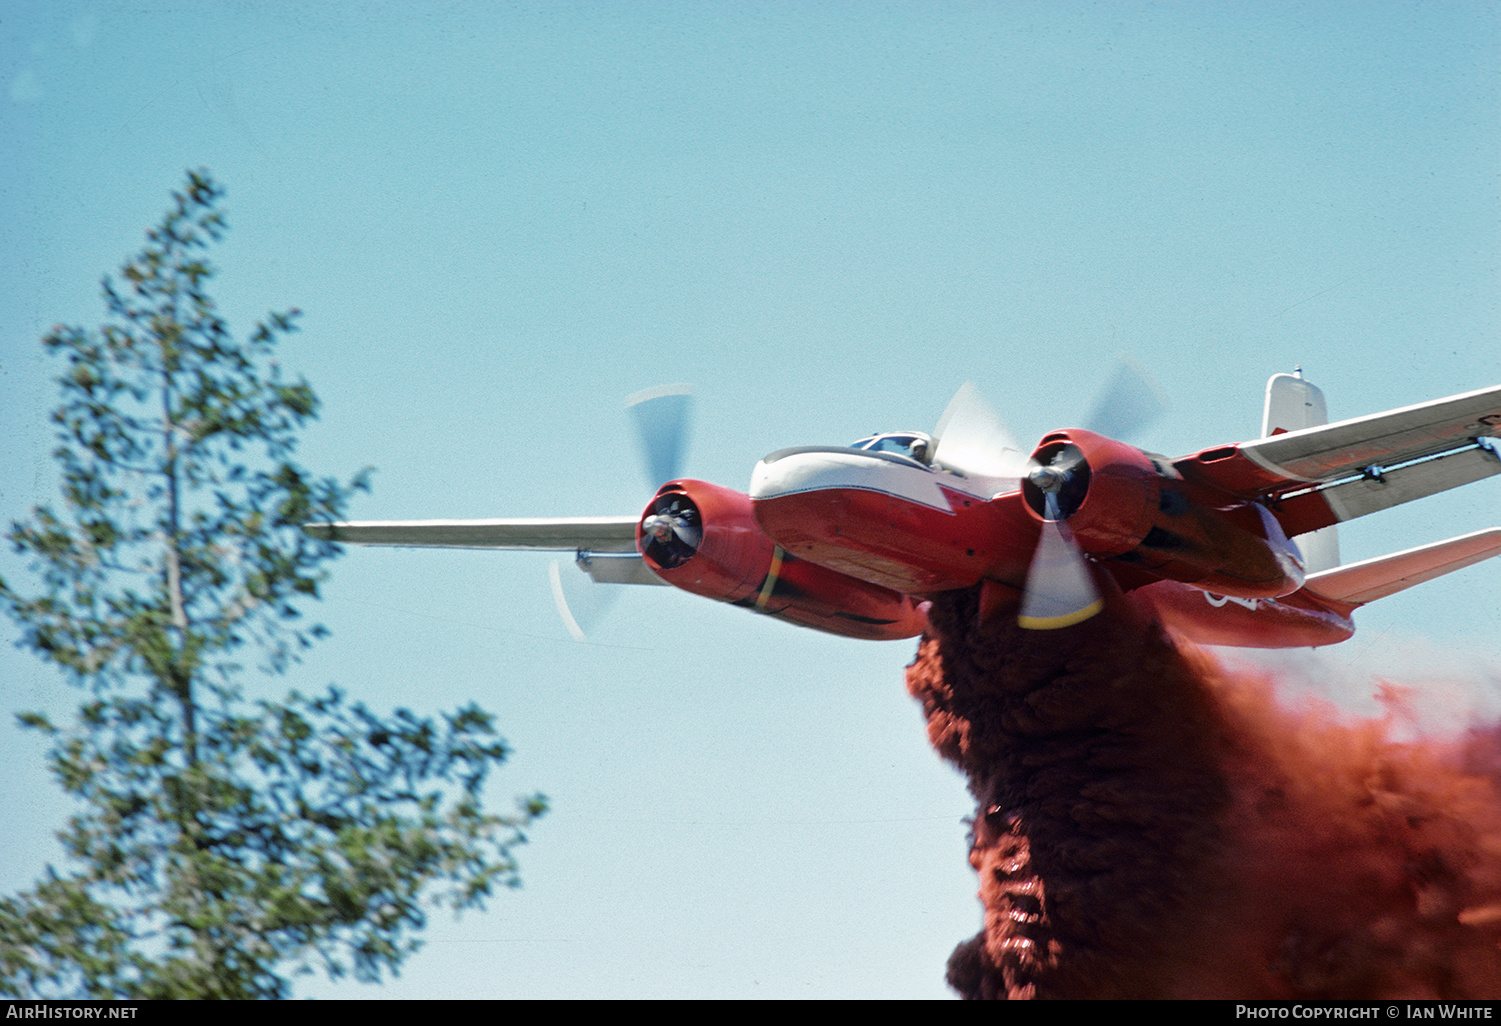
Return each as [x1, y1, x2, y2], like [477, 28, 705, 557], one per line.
[304, 515, 666, 586]
[1175, 384, 1501, 536]
[304, 516, 640, 552]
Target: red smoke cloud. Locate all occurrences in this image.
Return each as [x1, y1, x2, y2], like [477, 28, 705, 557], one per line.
[907, 587, 1501, 999]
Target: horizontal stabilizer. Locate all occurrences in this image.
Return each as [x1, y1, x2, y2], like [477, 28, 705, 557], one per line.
[305, 516, 640, 552]
[1303, 527, 1501, 606]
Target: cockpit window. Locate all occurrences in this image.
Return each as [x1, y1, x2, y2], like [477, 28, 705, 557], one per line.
[849, 432, 933, 464]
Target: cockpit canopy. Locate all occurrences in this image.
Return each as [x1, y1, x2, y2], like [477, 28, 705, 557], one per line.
[848, 431, 934, 465]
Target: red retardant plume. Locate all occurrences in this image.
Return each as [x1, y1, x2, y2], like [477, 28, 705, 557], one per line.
[907, 588, 1501, 999]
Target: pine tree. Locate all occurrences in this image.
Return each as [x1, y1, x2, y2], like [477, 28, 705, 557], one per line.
[0, 171, 544, 998]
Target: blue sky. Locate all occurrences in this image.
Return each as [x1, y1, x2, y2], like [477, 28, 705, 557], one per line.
[2, 1, 1498, 999]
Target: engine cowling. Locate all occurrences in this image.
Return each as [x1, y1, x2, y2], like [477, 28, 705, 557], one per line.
[1021, 430, 1305, 599]
[637, 480, 927, 640]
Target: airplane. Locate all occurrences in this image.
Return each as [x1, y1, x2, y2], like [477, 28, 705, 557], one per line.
[305, 371, 1501, 649]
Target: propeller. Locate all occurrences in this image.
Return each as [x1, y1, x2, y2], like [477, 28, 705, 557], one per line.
[552, 383, 696, 640]
[638, 491, 702, 568]
[1016, 450, 1103, 628]
[930, 381, 1030, 491]
[626, 383, 694, 491]
[549, 560, 598, 641]
[940, 358, 1165, 630]
[1083, 356, 1168, 440]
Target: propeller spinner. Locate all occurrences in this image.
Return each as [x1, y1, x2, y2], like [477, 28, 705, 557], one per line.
[639, 491, 702, 568]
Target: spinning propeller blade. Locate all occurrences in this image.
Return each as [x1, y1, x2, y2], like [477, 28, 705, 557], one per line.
[554, 384, 695, 640]
[1083, 356, 1168, 441]
[931, 382, 1029, 490]
[550, 559, 589, 641]
[551, 559, 625, 641]
[627, 383, 694, 491]
[1017, 521, 1103, 628]
[1016, 476, 1103, 629]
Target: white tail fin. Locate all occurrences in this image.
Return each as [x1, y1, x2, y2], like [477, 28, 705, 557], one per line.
[1264, 369, 1340, 572]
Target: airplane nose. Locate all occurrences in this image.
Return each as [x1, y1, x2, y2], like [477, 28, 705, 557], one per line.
[750, 446, 971, 512]
[749, 445, 1016, 595]
[750, 447, 873, 502]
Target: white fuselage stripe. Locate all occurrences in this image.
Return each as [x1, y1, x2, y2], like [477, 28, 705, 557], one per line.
[750, 450, 995, 513]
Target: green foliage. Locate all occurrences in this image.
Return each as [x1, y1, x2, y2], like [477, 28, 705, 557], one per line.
[0, 172, 545, 999]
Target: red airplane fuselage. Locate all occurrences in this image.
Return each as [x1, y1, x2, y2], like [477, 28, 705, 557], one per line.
[632, 430, 1355, 647]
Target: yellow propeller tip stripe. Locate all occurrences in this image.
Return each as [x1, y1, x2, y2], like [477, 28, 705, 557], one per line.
[1017, 600, 1104, 630]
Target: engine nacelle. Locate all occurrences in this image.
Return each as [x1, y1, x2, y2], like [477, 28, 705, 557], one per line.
[1022, 430, 1305, 599]
[637, 480, 927, 640]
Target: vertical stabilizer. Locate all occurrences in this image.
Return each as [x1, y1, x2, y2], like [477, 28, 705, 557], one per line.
[1263, 369, 1341, 572]
[1263, 368, 1328, 435]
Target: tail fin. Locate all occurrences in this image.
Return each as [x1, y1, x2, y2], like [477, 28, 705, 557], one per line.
[1264, 369, 1340, 572]
[1303, 527, 1501, 608]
